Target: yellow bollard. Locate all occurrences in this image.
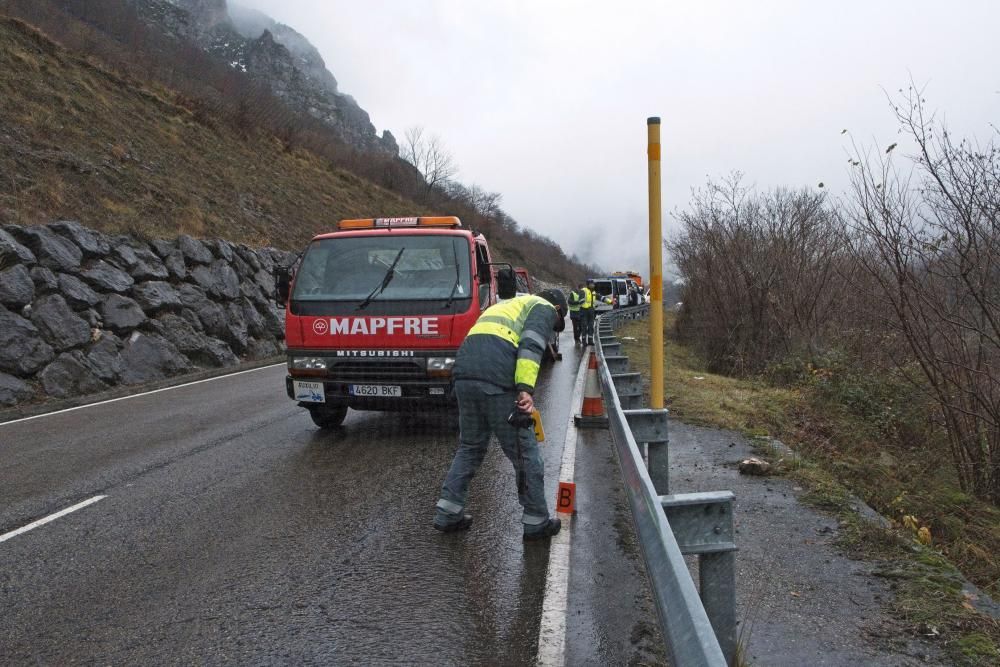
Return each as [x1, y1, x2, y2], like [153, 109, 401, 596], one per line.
[647, 117, 664, 409]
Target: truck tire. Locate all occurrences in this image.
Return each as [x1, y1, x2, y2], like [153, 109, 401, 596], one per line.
[308, 404, 348, 429]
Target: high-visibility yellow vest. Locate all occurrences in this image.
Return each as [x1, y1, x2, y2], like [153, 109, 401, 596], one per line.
[466, 294, 554, 389]
[568, 290, 583, 312]
[580, 287, 594, 310]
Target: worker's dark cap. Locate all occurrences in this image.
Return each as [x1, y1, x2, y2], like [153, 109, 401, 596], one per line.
[538, 288, 567, 314]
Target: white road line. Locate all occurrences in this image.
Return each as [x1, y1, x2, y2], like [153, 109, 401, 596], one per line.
[536, 353, 590, 667]
[0, 363, 284, 427]
[0, 495, 107, 544]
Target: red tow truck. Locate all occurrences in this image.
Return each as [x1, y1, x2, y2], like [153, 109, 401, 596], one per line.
[274, 216, 517, 428]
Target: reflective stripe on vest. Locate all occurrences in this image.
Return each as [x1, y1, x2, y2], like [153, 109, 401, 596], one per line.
[467, 295, 553, 346]
[581, 288, 594, 309]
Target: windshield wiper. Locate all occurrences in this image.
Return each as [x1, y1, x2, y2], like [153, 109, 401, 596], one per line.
[442, 239, 462, 309]
[357, 247, 405, 310]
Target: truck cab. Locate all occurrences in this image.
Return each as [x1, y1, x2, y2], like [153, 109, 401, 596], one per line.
[277, 216, 513, 428]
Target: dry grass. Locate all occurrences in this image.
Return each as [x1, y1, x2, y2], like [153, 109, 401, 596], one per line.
[0, 17, 424, 249]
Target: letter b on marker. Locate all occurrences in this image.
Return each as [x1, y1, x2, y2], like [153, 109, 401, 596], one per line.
[556, 482, 576, 514]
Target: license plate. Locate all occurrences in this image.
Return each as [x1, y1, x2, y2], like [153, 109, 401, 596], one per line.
[349, 384, 402, 397]
[293, 380, 325, 403]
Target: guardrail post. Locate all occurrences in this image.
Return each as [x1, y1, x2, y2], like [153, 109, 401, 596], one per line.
[700, 552, 737, 665]
[604, 355, 630, 374]
[611, 372, 643, 410]
[623, 408, 669, 493]
[661, 491, 738, 665]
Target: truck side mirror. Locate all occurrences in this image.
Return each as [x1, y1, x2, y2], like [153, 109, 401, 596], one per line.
[274, 266, 292, 307]
[496, 268, 517, 300]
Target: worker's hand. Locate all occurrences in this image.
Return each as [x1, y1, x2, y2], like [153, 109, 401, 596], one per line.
[516, 391, 534, 413]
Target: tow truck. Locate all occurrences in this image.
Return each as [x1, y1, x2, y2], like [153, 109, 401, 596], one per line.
[275, 216, 516, 428]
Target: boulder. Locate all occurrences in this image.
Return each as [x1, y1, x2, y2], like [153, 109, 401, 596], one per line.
[83, 309, 101, 328]
[188, 337, 239, 368]
[204, 238, 234, 263]
[0, 306, 55, 376]
[176, 284, 226, 336]
[156, 313, 237, 368]
[228, 250, 251, 279]
[30, 266, 58, 292]
[0, 371, 34, 406]
[0, 227, 36, 265]
[57, 273, 101, 308]
[8, 225, 83, 272]
[222, 301, 249, 352]
[242, 298, 267, 338]
[235, 244, 262, 272]
[177, 235, 214, 265]
[189, 260, 240, 300]
[38, 351, 108, 398]
[0, 264, 34, 308]
[246, 338, 279, 359]
[148, 238, 176, 258]
[86, 332, 124, 383]
[110, 239, 169, 281]
[163, 250, 187, 281]
[102, 294, 147, 332]
[262, 304, 285, 339]
[738, 457, 772, 476]
[241, 278, 268, 308]
[179, 307, 204, 332]
[132, 281, 183, 312]
[30, 294, 92, 351]
[81, 260, 134, 293]
[120, 332, 191, 384]
[48, 221, 111, 257]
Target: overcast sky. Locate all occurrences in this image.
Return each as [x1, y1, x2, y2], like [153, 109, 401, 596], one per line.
[235, 0, 999, 276]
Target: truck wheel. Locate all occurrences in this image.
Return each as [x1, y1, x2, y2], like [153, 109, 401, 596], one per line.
[308, 404, 348, 429]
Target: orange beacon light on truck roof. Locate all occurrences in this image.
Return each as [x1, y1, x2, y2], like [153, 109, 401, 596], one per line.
[337, 216, 462, 230]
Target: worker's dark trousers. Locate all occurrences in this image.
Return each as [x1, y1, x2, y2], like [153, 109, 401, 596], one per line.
[581, 309, 595, 341]
[436, 381, 550, 527]
[570, 312, 582, 341]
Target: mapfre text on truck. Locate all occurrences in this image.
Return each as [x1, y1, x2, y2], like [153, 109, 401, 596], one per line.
[274, 216, 517, 428]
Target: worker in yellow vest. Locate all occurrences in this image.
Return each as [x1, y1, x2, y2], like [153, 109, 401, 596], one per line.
[434, 289, 567, 541]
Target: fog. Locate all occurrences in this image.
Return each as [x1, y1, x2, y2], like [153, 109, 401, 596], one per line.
[235, 0, 999, 276]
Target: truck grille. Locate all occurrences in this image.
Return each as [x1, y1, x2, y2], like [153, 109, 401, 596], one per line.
[330, 361, 425, 381]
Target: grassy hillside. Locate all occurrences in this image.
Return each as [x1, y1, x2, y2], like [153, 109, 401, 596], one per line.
[0, 16, 425, 249]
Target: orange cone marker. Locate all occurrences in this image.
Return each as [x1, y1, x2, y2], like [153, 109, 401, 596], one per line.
[574, 352, 609, 428]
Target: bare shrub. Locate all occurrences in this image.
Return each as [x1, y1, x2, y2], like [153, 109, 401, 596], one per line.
[845, 88, 1000, 503]
[670, 175, 850, 375]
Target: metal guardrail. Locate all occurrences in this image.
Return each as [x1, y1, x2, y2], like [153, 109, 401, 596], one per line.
[595, 305, 736, 667]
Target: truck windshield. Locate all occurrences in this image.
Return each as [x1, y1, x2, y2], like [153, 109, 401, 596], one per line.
[292, 235, 472, 302]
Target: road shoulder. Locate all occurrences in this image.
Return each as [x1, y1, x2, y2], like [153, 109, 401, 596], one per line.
[670, 420, 948, 666]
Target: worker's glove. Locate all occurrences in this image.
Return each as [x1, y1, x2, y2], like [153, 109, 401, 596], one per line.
[507, 409, 535, 429]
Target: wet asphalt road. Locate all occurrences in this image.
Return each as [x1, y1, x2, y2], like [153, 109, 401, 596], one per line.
[0, 334, 585, 665]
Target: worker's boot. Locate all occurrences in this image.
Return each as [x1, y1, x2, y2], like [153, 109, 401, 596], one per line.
[434, 512, 473, 533]
[523, 517, 561, 541]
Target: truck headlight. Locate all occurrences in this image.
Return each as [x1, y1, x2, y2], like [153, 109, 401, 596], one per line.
[290, 356, 329, 371]
[427, 357, 456, 377]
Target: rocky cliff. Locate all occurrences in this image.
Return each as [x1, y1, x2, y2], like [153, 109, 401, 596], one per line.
[128, 0, 397, 155]
[0, 221, 293, 408]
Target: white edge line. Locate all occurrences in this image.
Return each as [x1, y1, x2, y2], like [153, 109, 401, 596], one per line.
[0, 495, 108, 544]
[536, 353, 590, 667]
[0, 363, 285, 427]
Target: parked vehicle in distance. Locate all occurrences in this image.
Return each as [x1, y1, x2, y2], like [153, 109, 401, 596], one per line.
[274, 216, 517, 429]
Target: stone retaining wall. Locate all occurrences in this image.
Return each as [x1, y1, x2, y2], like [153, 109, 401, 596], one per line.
[0, 221, 295, 407]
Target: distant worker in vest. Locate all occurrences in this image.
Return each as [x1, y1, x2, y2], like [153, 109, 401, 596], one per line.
[434, 289, 568, 541]
[580, 279, 596, 345]
[567, 283, 585, 344]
